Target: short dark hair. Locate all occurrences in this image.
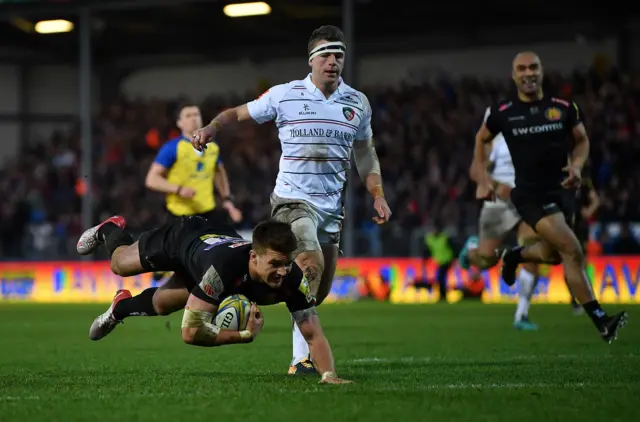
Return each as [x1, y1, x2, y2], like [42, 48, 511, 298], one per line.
[175, 102, 198, 121]
[252, 220, 297, 255]
[308, 25, 345, 54]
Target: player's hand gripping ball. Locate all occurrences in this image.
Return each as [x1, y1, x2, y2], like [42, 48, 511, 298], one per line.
[214, 294, 252, 331]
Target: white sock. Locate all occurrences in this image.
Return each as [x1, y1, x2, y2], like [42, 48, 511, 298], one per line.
[514, 268, 536, 322]
[291, 319, 309, 365]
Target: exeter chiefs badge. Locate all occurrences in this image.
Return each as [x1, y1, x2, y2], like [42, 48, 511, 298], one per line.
[545, 107, 562, 121]
[342, 107, 355, 121]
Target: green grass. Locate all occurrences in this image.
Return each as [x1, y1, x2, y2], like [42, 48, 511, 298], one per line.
[0, 302, 637, 422]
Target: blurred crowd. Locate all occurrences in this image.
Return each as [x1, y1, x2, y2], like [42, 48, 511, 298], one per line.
[3, 64, 640, 260]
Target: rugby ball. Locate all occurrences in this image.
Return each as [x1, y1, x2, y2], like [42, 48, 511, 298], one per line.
[214, 294, 251, 331]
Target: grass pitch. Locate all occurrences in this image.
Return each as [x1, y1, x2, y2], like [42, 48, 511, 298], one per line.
[0, 302, 637, 422]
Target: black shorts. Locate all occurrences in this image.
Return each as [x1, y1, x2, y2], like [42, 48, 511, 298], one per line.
[168, 207, 230, 225]
[511, 188, 575, 229]
[138, 215, 239, 289]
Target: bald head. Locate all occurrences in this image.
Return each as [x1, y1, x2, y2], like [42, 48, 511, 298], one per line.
[513, 51, 541, 69]
[512, 51, 543, 98]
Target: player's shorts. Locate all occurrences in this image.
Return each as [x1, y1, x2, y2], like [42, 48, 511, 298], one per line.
[168, 207, 229, 225]
[479, 200, 521, 240]
[510, 187, 575, 229]
[270, 193, 342, 254]
[138, 215, 240, 289]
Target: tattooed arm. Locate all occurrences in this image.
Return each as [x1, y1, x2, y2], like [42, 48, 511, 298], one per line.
[286, 273, 351, 383]
[303, 266, 320, 299]
[291, 307, 336, 377]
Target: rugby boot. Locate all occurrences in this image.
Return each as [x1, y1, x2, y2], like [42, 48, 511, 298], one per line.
[88, 289, 132, 341]
[288, 355, 318, 375]
[514, 317, 539, 331]
[458, 236, 479, 270]
[77, 215, 126, 255]
[600, 311, 628, 344]
[500, 246, 523, 286]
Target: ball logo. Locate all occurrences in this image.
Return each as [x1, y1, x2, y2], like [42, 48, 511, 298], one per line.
[220, 311, 234, 329]
[545, 107, 562, 121]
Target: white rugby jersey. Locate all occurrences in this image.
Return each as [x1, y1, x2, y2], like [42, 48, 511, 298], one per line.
[246, 74, 373, 213]
[484, 107, 515, 188]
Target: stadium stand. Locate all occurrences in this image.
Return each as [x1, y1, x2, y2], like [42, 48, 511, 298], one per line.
[2, 66, 640, 259]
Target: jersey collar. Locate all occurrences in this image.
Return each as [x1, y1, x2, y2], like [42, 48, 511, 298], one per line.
[303, 73, 346, 99]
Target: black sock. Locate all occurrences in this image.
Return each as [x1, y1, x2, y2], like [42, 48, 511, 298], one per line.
[98, 222, 133, 258]
[583, 300, 608, 327]
[112, 287, 159, 320]
[506, 245, 525, 264]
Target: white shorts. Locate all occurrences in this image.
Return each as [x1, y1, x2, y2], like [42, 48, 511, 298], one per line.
[270, 193, 342, 254]
[479, 200, 521, 240]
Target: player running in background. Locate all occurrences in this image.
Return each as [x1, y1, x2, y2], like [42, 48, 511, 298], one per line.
[566, 165, 600, 314]
[463, 107, 540, 331]
[78, 215, 350, 384]
[191, 25, 392, 374]
[145, 103, 243, 281]
[471, 51, 627, 343]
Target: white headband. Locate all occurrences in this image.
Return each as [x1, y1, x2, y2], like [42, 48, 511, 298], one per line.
[308, 41, 347, 60]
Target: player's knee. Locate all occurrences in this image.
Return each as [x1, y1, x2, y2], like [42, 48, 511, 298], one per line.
[152, 298, 174, 316]
[559, 244, 585, 266]
[109, 246, 136, 276]
[110, 257, 125, 276]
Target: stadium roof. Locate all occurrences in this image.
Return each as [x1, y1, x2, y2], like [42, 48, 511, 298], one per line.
[0, 0, 634, 67]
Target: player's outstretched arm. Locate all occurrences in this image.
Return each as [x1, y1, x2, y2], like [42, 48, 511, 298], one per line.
[292, 308, 352, 384]
[181, 293, 260, 347]
[191, 104, 253, 151]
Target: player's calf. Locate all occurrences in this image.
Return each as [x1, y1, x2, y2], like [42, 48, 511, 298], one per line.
[467, 248, 500, 269]
[535, 213, 628, 342]
[462, 236, 501, 270]
[290, 249, 323, 375]
[314, 244, 339, 305]
[501, 238, 561, 286]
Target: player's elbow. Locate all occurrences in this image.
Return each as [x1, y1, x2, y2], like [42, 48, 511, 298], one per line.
[144, 173, 157, 189]
[181, 327, 198, 345]
[145, 172, 162, 190]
